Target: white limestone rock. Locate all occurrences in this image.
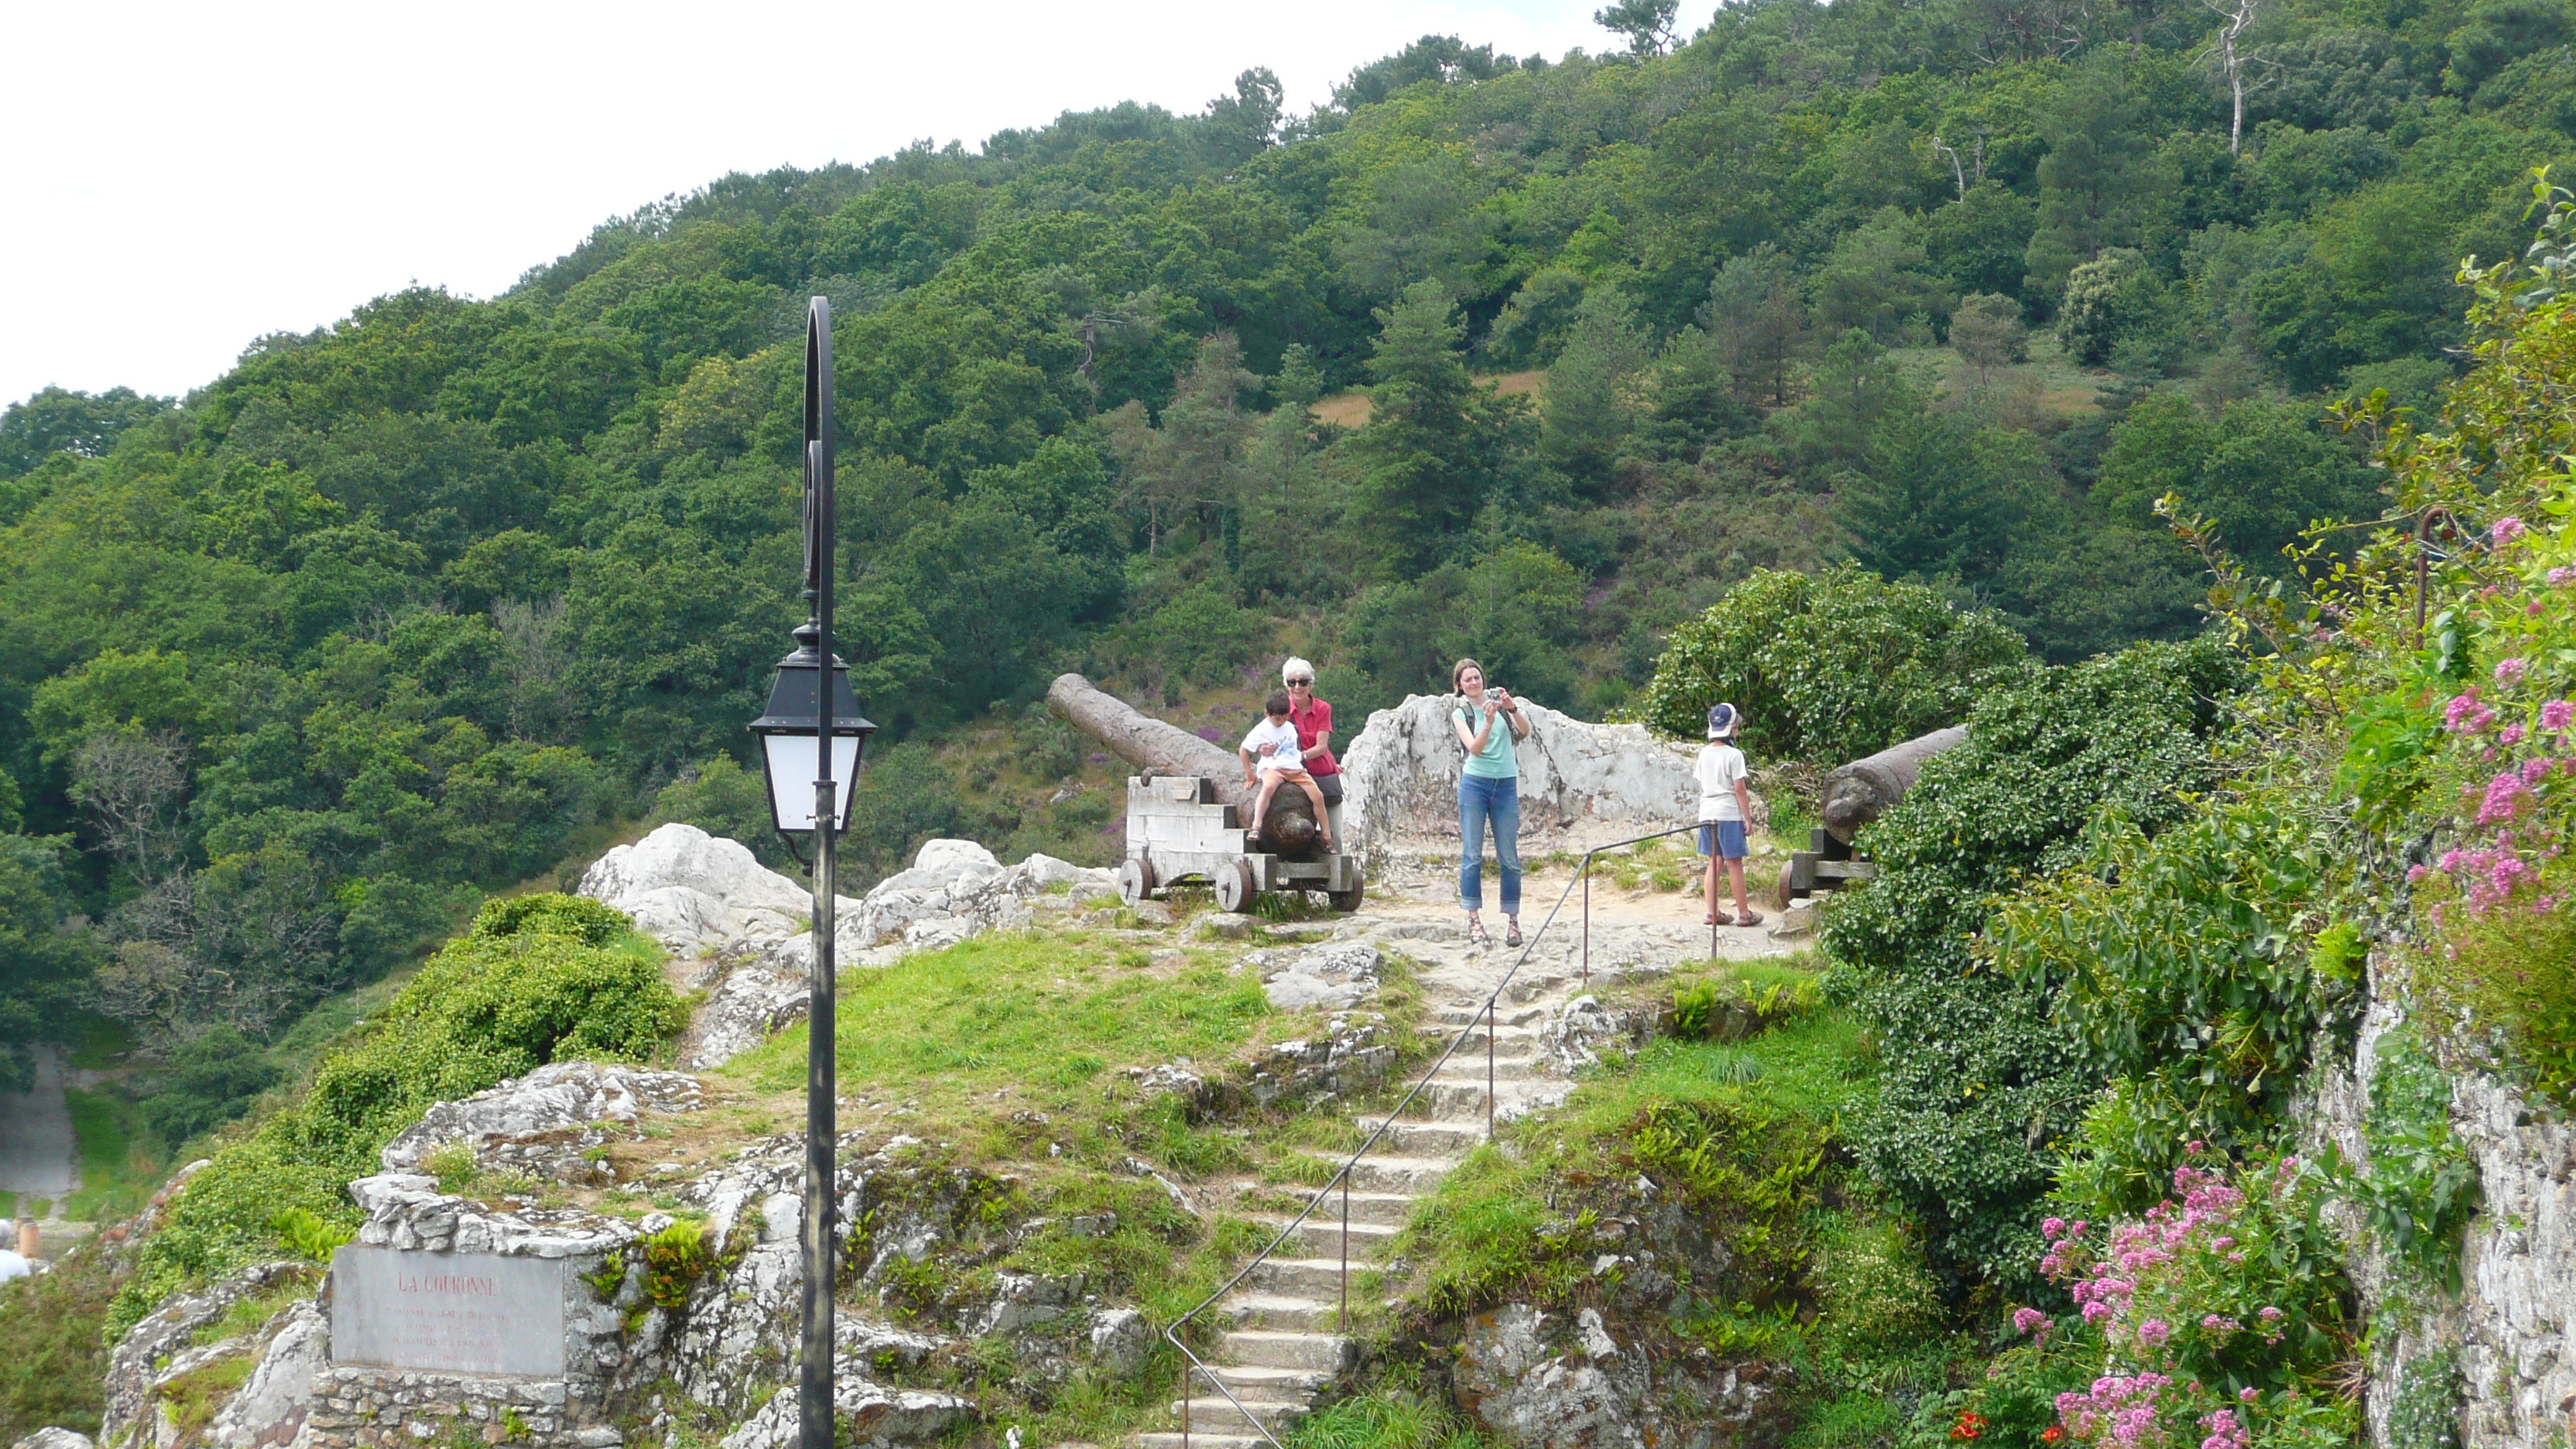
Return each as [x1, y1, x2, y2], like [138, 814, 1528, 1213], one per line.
[101, 1262, 315, 1447]
[1338, 694, 1725, 866]
[1248, 942, 1383, 1012]
[378, 1062, 704, 1174]
[715, 1375, 972, 1449]
[13, 1430, 96, 1449]
[205, 1300, 327, 1449]
[578, 824, 824, 957]
[1088, 1307, 1151, 1374]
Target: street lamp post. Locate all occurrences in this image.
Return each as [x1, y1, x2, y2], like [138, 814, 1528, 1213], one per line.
[745, 296, 874, 1449]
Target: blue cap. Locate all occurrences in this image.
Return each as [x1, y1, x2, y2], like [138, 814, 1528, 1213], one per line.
[1707, 703, 1738, 740]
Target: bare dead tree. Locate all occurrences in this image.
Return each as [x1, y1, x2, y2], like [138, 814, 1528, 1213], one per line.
[70, 731, 190, 889]
[495, 595, 577, 742]
[2200, 0, 2267, 154]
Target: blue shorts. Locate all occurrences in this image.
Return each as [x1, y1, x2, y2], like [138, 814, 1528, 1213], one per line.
[1698, 820, 1747, 859]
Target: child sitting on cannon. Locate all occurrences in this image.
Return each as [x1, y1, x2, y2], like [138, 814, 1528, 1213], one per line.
[1241, 690, 1336, 852]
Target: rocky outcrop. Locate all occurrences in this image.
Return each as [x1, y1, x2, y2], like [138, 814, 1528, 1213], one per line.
[577, 825, 824, 958]
[1248, 942, 1383, 1012]
[2309, 964, 2576, 1449]
[206, 1300, 328, 1449]
[101, 1260, 317, 1448]
[1339, 696, 1726, 865]
[1454, 1303, 1781, 1449]
[12, 1431, 95, 1449]
[580, 830, 1110, 1029]
[378, 1063, 705, 1180]
[713, 1377, 971, 1449]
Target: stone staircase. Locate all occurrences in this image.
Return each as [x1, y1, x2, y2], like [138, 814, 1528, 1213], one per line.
[1132, 991, 1554, 1449]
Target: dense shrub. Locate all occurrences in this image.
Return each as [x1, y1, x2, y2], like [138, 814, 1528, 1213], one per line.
[1992, 796, 2351, 1216]
[106, 895, 677, 1339]
[1635, 567, 2033, 766]
[1821, 637, 2245, 1290]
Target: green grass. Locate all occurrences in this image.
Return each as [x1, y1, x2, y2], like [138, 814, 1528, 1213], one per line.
[62, 1088, 161, 1221]
[0, 1240, 116, 1440]
[1288, 1389, 1499, 1449]
[732, 933, 1276, 1126]
[61, 1013, 134, 1071]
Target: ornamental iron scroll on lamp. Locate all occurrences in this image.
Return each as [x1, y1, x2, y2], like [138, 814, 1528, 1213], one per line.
[744, 295, 875, 1449]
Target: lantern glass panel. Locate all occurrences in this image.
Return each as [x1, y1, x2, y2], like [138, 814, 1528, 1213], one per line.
[761, 734, 862, 832]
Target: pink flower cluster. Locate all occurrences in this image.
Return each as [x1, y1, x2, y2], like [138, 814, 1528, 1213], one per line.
[2496, 516, 2529, 546]
[2057, 1373, 2177, 1449]
[2196, 1408, 2250, 1449]
[2445, 690, 2497, 734]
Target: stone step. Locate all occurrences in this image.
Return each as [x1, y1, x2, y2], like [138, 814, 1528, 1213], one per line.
[1354, 1117, 1487, 1156]
[1310, 1152, 1458, 1193]
[1221, 1328, 1355, 1372]
[1206, 1362, 1332, 1395]
[1168, 1396, 1308, 1429]
[1243, 1255, 1372, 1298]
[1418, 1052, 1542, 1084]
[1251, 1186, 1418, 1229]
[1410, 1078, 1511, 1118]
[1420, 1022, 1537, 1051]
[1252, 1214, 1400, 1258]
[1218, 1293, 1339, 1332]
[1430, 1002, 1548, 1028]
[1134, 1436, 1271, 1449]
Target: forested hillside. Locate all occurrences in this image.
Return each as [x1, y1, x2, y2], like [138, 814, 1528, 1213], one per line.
[5, 0, 2571, 1123]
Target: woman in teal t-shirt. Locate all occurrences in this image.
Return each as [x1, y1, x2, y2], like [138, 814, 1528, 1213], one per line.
[1451, 657, 1530, 948]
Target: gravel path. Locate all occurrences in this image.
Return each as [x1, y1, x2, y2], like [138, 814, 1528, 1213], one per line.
[0, 1044, 78, 1202]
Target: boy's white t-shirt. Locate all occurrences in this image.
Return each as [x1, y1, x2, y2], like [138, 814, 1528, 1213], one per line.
[1243, 717, 1305, 774]
[1695, 742, 1747, 822]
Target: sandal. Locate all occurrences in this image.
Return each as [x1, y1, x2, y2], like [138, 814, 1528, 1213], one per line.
[1734, 910, 1766, 927]
[1465, 916, 1491, 947]
[1505, 921, 1523, 947]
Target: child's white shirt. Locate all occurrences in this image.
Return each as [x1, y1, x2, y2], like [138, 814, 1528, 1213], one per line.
[1696, 742, 1747, 821]
[1243, 717, 1306, 775]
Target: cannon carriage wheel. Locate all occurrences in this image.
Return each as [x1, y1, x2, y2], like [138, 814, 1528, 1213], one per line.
[1116, 854, 1158, 907]
[1214, 859, 1257, 914]
[1327, 872, 1365, 913]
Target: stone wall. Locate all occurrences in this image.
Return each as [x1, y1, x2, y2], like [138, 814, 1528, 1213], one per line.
[2308, 957, 2576, 1449]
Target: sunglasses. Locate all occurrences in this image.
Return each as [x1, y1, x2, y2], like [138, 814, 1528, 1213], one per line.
[1286, 677, 1314, 686]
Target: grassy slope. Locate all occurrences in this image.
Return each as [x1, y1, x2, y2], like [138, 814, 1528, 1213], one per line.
[1344, 954, 1982, 1448]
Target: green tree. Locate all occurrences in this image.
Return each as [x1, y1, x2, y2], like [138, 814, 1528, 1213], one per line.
[1636, 567, 2033, 765]
[2024, 61, 2166, 304]
[1345, 283, 1503, 574]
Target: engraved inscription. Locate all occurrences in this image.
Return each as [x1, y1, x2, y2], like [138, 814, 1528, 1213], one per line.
[330, 1245, 566, 1376]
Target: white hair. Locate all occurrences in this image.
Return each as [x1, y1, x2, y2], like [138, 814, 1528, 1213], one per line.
[1282, 656, 1317, 683]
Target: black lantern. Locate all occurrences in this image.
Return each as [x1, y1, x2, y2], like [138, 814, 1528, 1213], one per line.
[748, 621, 875, 838]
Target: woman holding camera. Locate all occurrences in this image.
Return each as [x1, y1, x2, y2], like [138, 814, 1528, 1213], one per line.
[1451, 657, 1530, 948]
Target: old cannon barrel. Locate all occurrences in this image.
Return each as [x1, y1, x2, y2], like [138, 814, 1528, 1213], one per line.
[1818, 724, 1968, 844]
[1046, 672, 1321, 857]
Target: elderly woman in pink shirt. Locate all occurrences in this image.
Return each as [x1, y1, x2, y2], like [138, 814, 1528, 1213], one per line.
[1279, 656, 1344, 845]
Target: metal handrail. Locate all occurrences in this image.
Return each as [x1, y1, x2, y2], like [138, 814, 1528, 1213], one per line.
[1161, 823, 1706, 1446]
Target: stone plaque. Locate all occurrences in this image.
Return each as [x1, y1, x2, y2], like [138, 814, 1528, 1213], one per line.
[330, 1245, 566, 1376]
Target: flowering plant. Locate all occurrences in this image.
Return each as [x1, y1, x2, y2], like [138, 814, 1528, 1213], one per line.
[2015, 1149, 2355, 1448]
[2396, 509, 2576, 1105]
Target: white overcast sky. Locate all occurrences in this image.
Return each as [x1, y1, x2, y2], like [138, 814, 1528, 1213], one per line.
[1, 1, 1616, 411]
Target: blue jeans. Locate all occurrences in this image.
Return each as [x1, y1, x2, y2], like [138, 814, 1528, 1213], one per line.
[1458, 773, 1522, 914]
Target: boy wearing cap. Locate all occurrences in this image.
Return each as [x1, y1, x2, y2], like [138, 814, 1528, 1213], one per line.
[1696, 704, 1760, 928]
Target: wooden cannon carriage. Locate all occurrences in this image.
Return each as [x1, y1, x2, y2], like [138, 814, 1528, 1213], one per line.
[1046, 673, 1366, 914]
[1120, 772, 1365, 913]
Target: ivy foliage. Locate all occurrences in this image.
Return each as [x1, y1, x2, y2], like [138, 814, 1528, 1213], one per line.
[1634, 567, 2033, 765]
[104, 894, 677, 1340]
[1820, 636, 2246, 1289]
[1992, 796, 2354, 1217]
